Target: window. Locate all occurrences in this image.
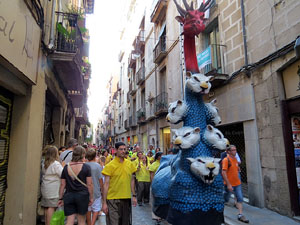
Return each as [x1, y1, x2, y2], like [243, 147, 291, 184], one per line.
[203, 21, 222, 74]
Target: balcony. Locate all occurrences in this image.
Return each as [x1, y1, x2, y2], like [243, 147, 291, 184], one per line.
[153, 36, 167, 64]
[135, 30, 145, 53]
[137, 107, 146, 124]
[127, 91, 130, 103]
[150, 0, 168, 23]
[129, 115, 137, 128]
[128, 52, 136, 69]
[154, 92, 168, 116]
[136, 65, 145, 85]
[198, 45, 229, 89]
[68, 90, 84, 108]
[75, 105, 88, 124]
[124, 119, 129, 130]
[48, 12, 84, 92]
[130, 81, 137, 96]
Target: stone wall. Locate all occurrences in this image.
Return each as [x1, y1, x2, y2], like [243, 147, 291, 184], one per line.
[251, 51, 295, 215]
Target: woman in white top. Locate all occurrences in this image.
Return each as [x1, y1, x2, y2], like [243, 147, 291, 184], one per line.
[41, 146, 63, 225]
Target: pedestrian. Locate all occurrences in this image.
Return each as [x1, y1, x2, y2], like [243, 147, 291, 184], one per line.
[102, 149, 113, 165]
[149, 152, 163, 181]
[58, 146, 93, 225]
[147, 150, 154, 164]
[60, 138, 78, 166]
[101, 142, 137, 225]
[136, 155, 151, 206]
[222, 145, 249, 223]
[58, 146, 66, 155]
[85, 149, 104, 225]
[41, 146, 63, 225]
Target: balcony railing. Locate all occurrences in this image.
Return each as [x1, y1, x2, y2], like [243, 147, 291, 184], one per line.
[137, 107, 146, 124]
[130, 81, 137, 96]
[55, 12, 83, 53]
[128, 52, 136, 69]
[124, 119, 129, 130]
[129, 115, 137, 128]
[49, 12, 84, 92]
[154, 92, 168, 116]
[127, 91, 130, 103]
[136, 65, 145, 85]
[153, 35, 167, 64]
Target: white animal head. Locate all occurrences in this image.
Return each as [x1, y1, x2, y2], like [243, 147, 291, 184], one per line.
[205, 99, 221, 125]
[204, 125, 228, 150]
[166, 100, 188, 124]
[172, 127, 201, 150]
[187, 157, 221, 184]
[185, 72, 214, 94]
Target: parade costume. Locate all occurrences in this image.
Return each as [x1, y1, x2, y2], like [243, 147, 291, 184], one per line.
[152, 1, 227, 224]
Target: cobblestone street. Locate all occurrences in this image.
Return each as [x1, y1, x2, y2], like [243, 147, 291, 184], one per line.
[94, 203, 170, 225]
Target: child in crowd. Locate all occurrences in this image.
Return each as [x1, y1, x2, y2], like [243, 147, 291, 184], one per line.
[85, 149, 104, 225]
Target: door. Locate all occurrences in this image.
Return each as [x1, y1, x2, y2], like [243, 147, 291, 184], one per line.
[0, 88, 13, 224]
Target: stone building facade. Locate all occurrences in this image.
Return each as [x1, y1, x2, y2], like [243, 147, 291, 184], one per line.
[100, 0, 300, 217]
[0, 0, 93, 224]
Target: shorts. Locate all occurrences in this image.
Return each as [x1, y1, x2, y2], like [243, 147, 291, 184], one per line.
[41, 197, 59, 208]
[88, 197, 102, 212]
[63, 192, 89, 216]
[224, 184, 243, 203]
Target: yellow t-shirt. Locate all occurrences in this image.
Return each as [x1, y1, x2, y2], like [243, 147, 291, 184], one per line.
[132, 158, 139, 167]
[131, 152, 137, 159]
[147, 156, 154, 164]
[149, 160, 160, 174]
[136, 163, 150, 182]
[105, 154, 113, 165]
[102, 157, 137, 199]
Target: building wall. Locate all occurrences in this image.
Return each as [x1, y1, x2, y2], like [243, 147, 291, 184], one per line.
[251, 51, 295, 215]
[245, 0, 300, 64]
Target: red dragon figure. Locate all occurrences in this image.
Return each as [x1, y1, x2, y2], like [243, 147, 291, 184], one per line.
[173, 0, 211, 74]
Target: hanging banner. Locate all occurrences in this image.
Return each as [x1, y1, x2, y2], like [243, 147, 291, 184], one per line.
[197, 46, 212, 69]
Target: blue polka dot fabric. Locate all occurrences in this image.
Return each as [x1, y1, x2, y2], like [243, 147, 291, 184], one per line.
[152, 86, 224, 215]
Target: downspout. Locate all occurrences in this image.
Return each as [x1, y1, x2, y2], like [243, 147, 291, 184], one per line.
[48, 0, 57, 49]
[241, 0, 265, 207]
[48, 0, 62, 49]
[241, 0, 250, 76]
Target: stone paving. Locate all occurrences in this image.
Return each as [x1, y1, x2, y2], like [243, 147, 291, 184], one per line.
[95, 202, 170, 225]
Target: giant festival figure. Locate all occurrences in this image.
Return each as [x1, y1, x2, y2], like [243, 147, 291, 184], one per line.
[151, 1, 228, 224]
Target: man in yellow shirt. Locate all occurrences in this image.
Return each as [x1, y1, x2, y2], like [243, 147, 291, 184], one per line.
[102, 142, 137, 225]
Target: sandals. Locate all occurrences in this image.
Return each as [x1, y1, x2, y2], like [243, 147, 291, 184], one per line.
[238, 214, 249, 223]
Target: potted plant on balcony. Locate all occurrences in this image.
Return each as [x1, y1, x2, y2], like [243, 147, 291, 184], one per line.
[137, 111, 145, 121]
[66, 4, 84, 27]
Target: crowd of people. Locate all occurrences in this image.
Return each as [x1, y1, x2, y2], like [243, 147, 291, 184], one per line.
[39, 138, 248, 225]
[39, 139, 166, 225]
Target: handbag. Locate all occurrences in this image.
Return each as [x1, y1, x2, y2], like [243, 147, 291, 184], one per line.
[67, 163, 87, 187]
[50, 207, 65, 225]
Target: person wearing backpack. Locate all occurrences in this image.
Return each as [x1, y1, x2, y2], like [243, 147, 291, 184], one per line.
[222, 145, 249, 223]
[60, 138, 78, 166]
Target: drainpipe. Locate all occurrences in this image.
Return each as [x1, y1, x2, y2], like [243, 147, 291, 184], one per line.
[48, 0, 57, 49]
[241, 0, 250, 77]
[241, 0, 265, 207]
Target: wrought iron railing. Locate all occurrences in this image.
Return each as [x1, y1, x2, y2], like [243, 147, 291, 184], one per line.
[137, 107, 146, 123]
[55, 12, 83, 53]
[136, 65, 145, 85]
[129, 115, 137, 127]
[153, 35, 167, 63]
[154, 92, 168, 114]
